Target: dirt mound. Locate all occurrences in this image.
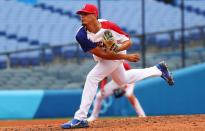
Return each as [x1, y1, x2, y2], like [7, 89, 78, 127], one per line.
[0, 115, 204, 131]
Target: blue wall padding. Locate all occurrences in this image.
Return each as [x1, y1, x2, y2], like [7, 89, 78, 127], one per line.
[34, 89, 82, 118]
[0, 90, 43, 119]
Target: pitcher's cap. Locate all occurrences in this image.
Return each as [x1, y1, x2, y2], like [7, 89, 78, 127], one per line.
[76, 4, 98, 17]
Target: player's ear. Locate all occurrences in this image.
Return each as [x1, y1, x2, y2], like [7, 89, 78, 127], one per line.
[93, 15, 98, 19]
[92, 13, 98, 19]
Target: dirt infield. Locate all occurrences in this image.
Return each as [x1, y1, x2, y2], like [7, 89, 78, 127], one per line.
[0, 115, 205, 131]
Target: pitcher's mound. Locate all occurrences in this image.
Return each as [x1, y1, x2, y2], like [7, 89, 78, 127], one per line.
[0, 115, 205, 131]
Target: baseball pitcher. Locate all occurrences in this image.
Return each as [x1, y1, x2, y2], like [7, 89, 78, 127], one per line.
[61, 4, 174, 129]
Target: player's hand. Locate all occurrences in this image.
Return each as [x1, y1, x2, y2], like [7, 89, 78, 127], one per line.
[125, 53, 140, 62]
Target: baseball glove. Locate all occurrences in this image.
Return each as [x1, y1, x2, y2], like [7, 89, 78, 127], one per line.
[113, 88, 126, 98]
[102, 30, 119, 53]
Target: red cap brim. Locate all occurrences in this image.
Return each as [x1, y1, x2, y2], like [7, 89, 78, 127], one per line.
[76, 10, 93, 15]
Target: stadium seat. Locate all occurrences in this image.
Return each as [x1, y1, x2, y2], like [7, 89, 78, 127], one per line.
[0, 56, 7, 69]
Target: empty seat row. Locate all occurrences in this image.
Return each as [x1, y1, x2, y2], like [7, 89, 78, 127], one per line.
[0, 60, 96, 90]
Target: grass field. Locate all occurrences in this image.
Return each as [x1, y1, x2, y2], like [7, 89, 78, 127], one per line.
[0, 115, 205, 131]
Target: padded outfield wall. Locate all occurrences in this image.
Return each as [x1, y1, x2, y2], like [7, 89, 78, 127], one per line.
[0, 63, 205, 119]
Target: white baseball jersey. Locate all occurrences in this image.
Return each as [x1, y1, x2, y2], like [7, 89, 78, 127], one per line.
[76, 19, 130, 61]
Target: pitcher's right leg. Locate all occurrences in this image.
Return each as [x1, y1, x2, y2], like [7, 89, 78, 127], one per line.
[88, 80, 120, 122]
[61, 60, 123, 129]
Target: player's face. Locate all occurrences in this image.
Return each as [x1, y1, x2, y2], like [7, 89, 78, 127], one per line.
[80, 13, 96, 26]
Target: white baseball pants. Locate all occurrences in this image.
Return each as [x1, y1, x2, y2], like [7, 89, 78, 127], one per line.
[74, 59, 161, 120]
[90, 66, 162, 118]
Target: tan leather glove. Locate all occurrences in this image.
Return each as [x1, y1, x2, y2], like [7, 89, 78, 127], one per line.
[102, 30, 119, 53]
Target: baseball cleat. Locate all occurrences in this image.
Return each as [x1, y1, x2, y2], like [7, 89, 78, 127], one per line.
[156, 61, 174, 86]
[61, 119, 89, 129]
[87, 115, 97, 122]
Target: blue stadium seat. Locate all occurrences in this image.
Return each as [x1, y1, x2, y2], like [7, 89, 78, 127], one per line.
[40, 48, 54, 63]
[185, 5, 193, 12]
[62, 46, 77, 59]
[189, 30, 201, 40]
[146, 36, 157, 45]
[17, 37, 29, 43]
[0, 56, 7, 69]
[52, 47, 62, 56]
[6, 34, 17, 40]
[30, 40, 39, 45]
[194, 8, 201, 15]
[28, 51, 41, 66]
[10, 55, 19, 66]
[0, 31, 6, 36]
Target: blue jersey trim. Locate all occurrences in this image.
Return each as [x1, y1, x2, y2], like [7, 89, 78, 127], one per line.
[76, 27, 97, 52]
